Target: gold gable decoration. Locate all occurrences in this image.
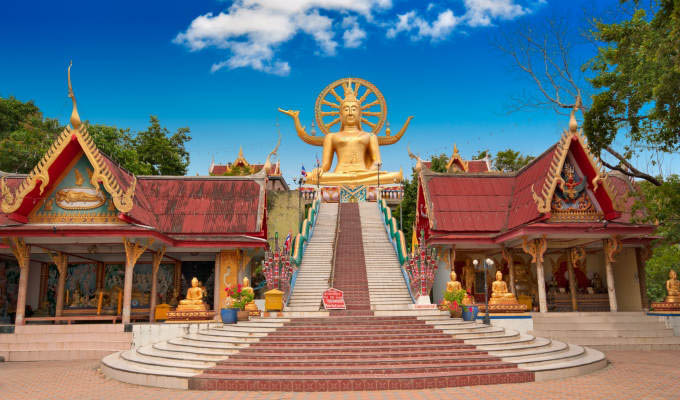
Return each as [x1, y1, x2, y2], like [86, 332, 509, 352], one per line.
[531, 98, 620, 215]
[445, 144, 469, 173]
[0, 63, 136, 215]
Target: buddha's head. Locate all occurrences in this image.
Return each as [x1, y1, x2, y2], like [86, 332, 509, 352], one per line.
[340, 80, 361, 130]
[496, 270, 503, 281]
[243, 276, 250, 288]
[670, 270, 677, 280]
[191, 277, 199, 287]
[450, 270, 457, 281]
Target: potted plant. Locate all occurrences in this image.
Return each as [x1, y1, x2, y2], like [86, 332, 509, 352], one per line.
[226, 283, 255, 321]
[443, 289, 466, 318]
[461, 290, 479, 321]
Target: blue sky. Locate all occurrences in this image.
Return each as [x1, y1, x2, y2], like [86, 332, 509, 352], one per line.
[1, 0, 676, 182]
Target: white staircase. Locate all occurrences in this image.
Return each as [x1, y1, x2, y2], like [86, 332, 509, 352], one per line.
[358, 202, 413, 311]
[286, 203, 338, 311]
[1, 324, 131, 361]
[531, 312, 680, 350]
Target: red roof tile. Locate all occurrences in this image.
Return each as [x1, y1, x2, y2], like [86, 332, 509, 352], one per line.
[129, 177, 264, 235]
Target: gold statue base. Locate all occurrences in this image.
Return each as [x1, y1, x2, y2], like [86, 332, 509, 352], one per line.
[479, 303, 528, 313]
[176, 303, 207, 312]
[245, 301, 260, 317]
[651, 301, 680, 312]
[489, 296, 520, 306]
[166, 308, 215, 322]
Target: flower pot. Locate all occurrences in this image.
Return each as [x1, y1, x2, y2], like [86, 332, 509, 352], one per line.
[221, 308, 237, 324]
[449, 308, 462, 319]
[462, 305, 479, 321]
[237, 310, 249, 321]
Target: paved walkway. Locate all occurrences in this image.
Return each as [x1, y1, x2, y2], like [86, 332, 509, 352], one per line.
[1, 351, 679, 399]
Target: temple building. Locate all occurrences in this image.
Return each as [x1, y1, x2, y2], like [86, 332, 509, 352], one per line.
[417, 110, 656, 313]
[0, 71, 274, 326]
[209, 146, 289, 192]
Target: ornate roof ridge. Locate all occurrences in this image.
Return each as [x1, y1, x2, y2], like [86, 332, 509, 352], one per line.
[0, 64, 136, 215]
[531, 104, 619, 214]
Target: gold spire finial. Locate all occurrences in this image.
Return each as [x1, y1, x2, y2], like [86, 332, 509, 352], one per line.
[67, 61, 81, 129]
[569, 93, 581, 135]
[238, 146, 244, 158]
[453, 143, 459, 156]
[342, 79, 357, 103]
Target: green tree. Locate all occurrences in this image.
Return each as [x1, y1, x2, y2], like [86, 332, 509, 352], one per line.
[0, 96, 61, 173]
[494, 149, 534, 172]
[633, 175, 680, 244]
[585, 1, 680, 169]
[0, 97, 191, 176]
[472, 149, 490, 160]
[135, 116, 191, 176]
[395, 167, 418, 245]
[429, 153, 449, 173]
[644, 244, 680, 302]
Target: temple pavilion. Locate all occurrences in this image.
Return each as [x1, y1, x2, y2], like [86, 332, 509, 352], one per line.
[417, 111, 656, 313]
[0, 77, 278, 326]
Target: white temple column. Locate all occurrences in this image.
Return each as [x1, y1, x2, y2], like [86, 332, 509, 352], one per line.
[523, 236, 548, 313]
[604, 237, 621, 312]
[149, 246, 166, 322]
[123, 238, 152, 324]
[49, 252, 68, 318]
[6, 238, 30, 325]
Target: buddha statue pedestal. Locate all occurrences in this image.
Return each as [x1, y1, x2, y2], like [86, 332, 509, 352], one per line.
[166, 277, 215, 322]
[479, 271, 527, 314]
[651, 270, 680, 312]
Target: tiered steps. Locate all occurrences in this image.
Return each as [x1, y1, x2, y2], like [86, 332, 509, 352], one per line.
[358, 202, 413, 310]
[531, 311, 680, 351]
[287, 203, 338, 311]
[331, 203, 371, 312]
[1, 324, 131, 361]
[102, 312, 607, 390]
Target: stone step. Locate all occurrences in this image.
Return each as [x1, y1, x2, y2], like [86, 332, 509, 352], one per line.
[0, 340, 130, 351]
[137, 344, 226, 362]
[532, 329, 675, 338]
[7, 349, 125, 362]
[120, 350, 210, 373]
[0, 332, 131, 343]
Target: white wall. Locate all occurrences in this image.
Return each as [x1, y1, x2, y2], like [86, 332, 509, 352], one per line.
[613, 248, 642, 311]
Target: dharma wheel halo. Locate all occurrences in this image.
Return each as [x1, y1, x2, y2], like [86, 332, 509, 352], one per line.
[314, 77, 387, 135]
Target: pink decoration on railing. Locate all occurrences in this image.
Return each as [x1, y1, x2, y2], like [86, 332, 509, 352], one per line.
[404, 231, 439, 298]
[263, 241, 295, 300]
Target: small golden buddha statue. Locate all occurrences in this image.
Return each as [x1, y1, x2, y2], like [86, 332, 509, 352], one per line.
[665, 270, 680, 303]
[177, 277, 207, 311]
[279, 78, 407, 186]
[446, 270, 463, 293]
[242, 277, 259, 316]
[489, 270, 519, 305]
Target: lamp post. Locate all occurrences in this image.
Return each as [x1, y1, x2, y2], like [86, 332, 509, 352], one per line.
[473, 258, 492, 325]
[377, 162, 382, 200]
[296, 176, 303, 229]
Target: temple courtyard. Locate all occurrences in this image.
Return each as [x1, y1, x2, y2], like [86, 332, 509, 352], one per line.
[1, 351, 678, 399]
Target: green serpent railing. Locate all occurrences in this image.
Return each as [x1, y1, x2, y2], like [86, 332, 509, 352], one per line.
[378, 199, 415, 302]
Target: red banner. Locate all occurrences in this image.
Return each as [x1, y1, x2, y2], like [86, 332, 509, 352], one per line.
[322, 288, 346, 310]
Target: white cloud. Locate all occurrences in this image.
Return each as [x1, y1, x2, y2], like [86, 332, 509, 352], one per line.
[342, 16, 366, 48]
[387, 10, 459, 40]
[387, 0, 536, 41]
[463, 0, 528, 27]
[175, 0, 391, 75]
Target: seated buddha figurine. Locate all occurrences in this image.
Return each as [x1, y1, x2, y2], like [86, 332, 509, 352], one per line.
[489, 270, 519, 305]
[242, 277, 259, 316]
[279, 79, 404, 186]
[665, 270, 680, 303]
[446, 270, 463, 293]
[177, 277, 207, 311]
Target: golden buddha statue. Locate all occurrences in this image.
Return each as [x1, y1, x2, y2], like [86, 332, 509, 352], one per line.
[279, 78, 411, 186]
[242, 277, 259, 316]
[177, 277, 207, 311]
[446, 270, 463, 293]
[489, 270, 519, 305]
[665, 270, 680, 303]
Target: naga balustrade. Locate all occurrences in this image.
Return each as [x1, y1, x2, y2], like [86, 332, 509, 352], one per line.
[404, 231, 440, 300]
